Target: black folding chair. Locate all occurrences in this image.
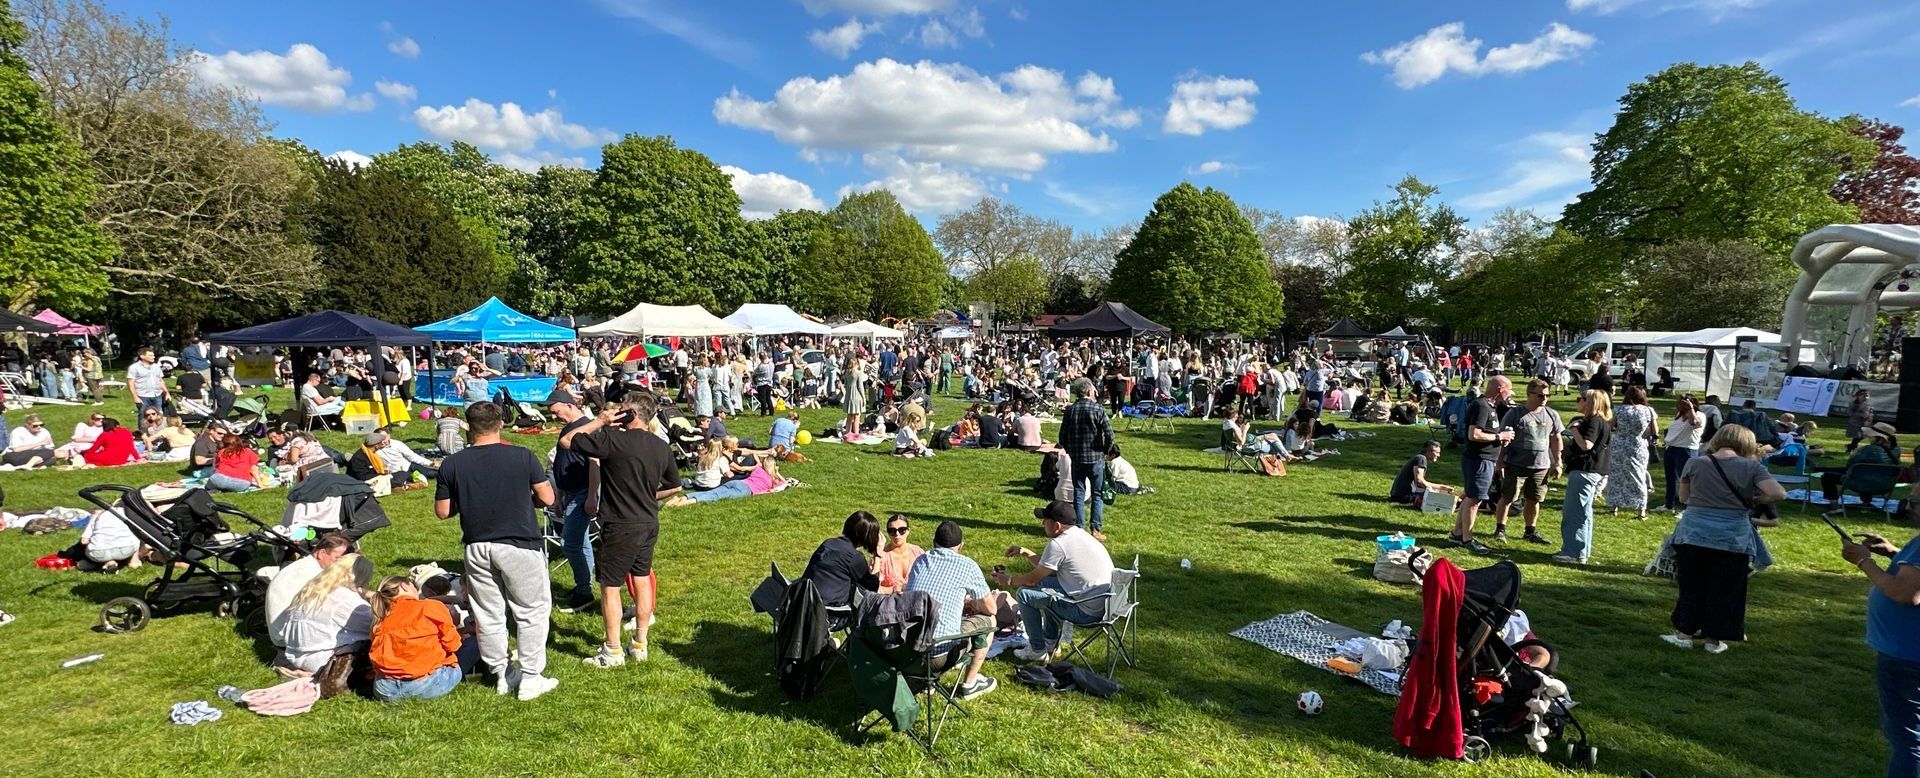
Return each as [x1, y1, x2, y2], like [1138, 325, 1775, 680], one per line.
[1222, 429, 1257, 473]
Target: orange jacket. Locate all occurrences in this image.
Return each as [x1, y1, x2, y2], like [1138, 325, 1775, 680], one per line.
[369, 596, 462, 680]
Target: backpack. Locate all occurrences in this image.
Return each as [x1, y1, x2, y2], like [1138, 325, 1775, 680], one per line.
[1442, 394, 1473, 443]
[930, 430, 952, 451]
[1036, 451, 1061, 496]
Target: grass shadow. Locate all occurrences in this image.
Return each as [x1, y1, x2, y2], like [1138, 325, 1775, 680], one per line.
[663, 618, 885, 747]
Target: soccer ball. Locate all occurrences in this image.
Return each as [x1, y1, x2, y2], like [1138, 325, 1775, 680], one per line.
[1297, 690, 1324, 715]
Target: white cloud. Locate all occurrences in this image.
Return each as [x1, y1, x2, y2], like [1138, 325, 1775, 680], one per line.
[374, 80, 417, 103]
[598, 0, 758, 70]
[413, 98, 615, 152]
[326, 150, 373, 169]
[1363, 22, 1595, 89]
[1187, 160, 1232, 175]
[914, 6, 983, 49]
[1163, 75, 1259, 135]
[1008, 5, 1027, 21]
[837, 153, 984, 212]
[810, 18, 881, 58]
[1568, 0, 1769, 19]
[801, 0, 955, 15]
[495, 150, 591, 173]
[1903, 95, 1920, 108]
[190, 43, 364, 113]
[721, 165, 827, 218]
[548, 88, 560, 100]
[714, 58, 1131, 173]
[1458, 130, 1594, 212]
[380, 21, 421, 58]
[344, 93, 376, 111]
[917, 19, 957, 48]
[1076, 73, 1140, 128]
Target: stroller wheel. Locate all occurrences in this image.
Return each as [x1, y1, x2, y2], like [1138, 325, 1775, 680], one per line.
[1564, 742, 1599, 769]
[100, 597, 150, 634]
[238, 605, 269, 637]
[1462, 735, 1492, 764]
[214, 599, 240, 620]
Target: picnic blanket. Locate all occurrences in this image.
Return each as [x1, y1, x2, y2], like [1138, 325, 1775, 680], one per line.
[1784, 489, 1899, 512]
[1231, 610, 1401, 696]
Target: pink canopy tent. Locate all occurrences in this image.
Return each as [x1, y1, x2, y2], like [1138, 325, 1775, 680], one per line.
[32, 309, 105, 337]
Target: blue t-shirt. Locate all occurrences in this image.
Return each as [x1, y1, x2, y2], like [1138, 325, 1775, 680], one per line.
[463, 377, 490, 403]
[1870, 537, 1920, 661]
[769, 417, 798, 449]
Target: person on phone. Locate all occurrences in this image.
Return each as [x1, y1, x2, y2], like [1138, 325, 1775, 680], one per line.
[560, 392, 682, 669]
[1661, 424, 1786, 655]
[1841, 529, 1920, 776]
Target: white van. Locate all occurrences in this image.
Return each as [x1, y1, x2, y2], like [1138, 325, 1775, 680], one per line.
[1562, 331, 1685, 383]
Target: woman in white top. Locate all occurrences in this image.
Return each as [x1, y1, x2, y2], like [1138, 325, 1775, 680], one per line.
[894, 404, 930, 457]
[687, 440, 729, 490]
[272, 553, 374, 674]
[80, 507, 141, 568]
[3, 414, 56, 469]
[1660, 395, 1705, 513]
[60, 414, 104, 460]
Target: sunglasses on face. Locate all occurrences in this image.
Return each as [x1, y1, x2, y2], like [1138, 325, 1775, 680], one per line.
[888, 526, 910, 536]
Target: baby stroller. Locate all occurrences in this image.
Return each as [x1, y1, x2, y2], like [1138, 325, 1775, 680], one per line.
[79, 485, 300, 636]
[1451, 561, 1596, 767]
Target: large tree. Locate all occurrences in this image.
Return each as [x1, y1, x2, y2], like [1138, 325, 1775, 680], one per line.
[1562, 62, 1871, 257]
[815, 190, 945, 320]
[304, 162, 498, 324]
[967, 254, 1049, 323]
[1832, 118, 1920, 225]
[1635, 239, 1792, 331]
[0, 0, 110, 312]
[520, 164, 594, 315]
[1106, 183, 1282, 335]
[1441, 210, 1614, 338]
[565, 135, 750, 315]
[21, 0, 318, 332]
[371, 141, 531, 307]
[746, 208, 840, 312]
[1334, 176, 1465, 330]
[934, 196, 1040, 275]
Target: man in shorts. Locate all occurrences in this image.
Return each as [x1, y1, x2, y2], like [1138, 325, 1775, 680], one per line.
[1491, 379, 1564, 544]
[560, 390, 682, 668]
[1453, 376, 1514, 555]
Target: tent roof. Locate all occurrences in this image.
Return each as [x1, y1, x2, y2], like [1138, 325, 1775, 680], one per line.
[579, 303, 749, 337]
[723, 303, 832, 336]
[1317, 317, 1375, 339]
[1377, 325, 1420, 341]
[0, 309, 58, 334]
[415, 297, 576, 343]
[1048, 302, 1170, 336]
[210, 310, 431, 348]
[830, 319, 905, 338]
[32, 309, 104, 336]
[1649, 327, 1783, 348]
[935, 326, 976, 339]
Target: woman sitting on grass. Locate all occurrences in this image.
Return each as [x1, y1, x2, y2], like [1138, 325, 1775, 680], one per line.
[684, 439, 728, 491]
[368, 575, 474, 702]
[894, 404, 933, 458]
[272, 553, 374, 676]
[206, 433, 260, 492]
[145, 415, 196, 462]
[2, 414, 55, 470]
[78, 417, 138, 468]
[664, 454, 786, 506]
[78, 502, 142, 571]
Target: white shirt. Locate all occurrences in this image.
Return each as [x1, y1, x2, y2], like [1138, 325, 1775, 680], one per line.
[9, 425, 53, 451]
[375, 440, 434, 472]
[1108, 457, 1139, 489]
[82, 508, 137, 551]
[127, 361, 166, 398]
[264, 555, 325, 634]
[273, 588, 372, 671]
[1039, 526, 1116, 614]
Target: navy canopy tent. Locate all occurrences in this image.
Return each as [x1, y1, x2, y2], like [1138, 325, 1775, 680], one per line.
[211, 311, 433, 424]
[415, 296, 575, 343]
[0, 308, 58, 334]
[1317, 317, 1375, 340]
[1049, 302, 1170, 337]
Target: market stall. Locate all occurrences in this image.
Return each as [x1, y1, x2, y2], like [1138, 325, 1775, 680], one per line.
[415, 297, 575, 404]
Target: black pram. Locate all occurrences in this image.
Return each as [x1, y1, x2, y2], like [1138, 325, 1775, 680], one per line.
[80, 485, 300, 636]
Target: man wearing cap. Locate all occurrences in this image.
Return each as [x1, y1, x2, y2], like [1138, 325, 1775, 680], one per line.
[1824, 424, 1898, 513]
[993, 501, 1115, 664]
[561, 390, 682, 669]
[347, 430, 436, 485]
[904, 520, 999, 700]
[547, 388, 598, 614]
[1059, 377, 1115, 541]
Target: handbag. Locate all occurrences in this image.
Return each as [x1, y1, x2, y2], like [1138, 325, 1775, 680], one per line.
[1259, 454, 1288, 477]
[1705, 455, 1772, 525]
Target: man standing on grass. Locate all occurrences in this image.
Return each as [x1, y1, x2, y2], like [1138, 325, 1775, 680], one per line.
[547, 389, 597, 614]
[435, 401, 559, 700]
[1453, 375, 1514, 555]
[1060, 378, 1114, 541]
[127, 348, 168, 417]
[1490, 379, 1563, 545]
[561, 390, 682, 669]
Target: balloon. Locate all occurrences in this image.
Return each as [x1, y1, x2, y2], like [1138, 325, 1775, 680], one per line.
[795, 430, 813, 446]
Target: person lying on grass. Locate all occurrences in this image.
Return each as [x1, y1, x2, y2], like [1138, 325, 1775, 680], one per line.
[664, 454, 786, 506]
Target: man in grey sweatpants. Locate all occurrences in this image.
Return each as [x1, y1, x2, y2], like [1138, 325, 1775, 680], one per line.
[435, 401, 560, 701]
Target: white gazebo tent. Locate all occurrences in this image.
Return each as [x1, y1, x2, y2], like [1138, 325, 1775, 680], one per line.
[1645, 327, 1798, 400]
[579, 303, 749, 337]
[830, 320, 906, 339]
[1781, 224, 1920, 368]
[722, 303, 832, 336]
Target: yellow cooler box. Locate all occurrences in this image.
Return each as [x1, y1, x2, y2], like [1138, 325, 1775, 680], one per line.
[343, 398, 410, 424]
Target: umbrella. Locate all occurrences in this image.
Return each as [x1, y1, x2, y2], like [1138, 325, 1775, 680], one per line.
[612, 342, 671, 362]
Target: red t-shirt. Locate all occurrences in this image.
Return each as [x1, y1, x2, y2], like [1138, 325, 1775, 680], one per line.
[215, 447, 259, 481]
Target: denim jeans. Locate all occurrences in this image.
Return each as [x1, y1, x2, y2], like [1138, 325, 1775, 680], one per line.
[690, 480, 752, 502]
[137, 395, 166, 417]
[1559, 470, 1601, 561]
[557, 490, 596, 598]
[372, 664, 462, 701]
[1662, 445, 1696, 509]
[1015, 576, 1103, 649]
[1071, 459, 1105, 532]
[206, 473, 255, 492]
[1882, 653, 1920, 778]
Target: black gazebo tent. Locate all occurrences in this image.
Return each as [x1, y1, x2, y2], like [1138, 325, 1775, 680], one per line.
[1317, 317, 1376, 340]
[0, 309, 58, 334]
[210, 310, 433, 426]
[1048, 302, 1171, 337]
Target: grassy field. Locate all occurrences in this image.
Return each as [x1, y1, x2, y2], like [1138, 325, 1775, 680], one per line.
[0, 383, 1900, 777]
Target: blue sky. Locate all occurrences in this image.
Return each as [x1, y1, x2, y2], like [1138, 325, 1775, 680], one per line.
[114, 0, 1920, 230]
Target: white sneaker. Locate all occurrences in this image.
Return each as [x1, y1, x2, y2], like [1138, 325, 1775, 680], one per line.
[516, 673, 559, 701]
[583, 644, 626, 669]
[625, 643, 649, 663]
[1660, 633, 1696, 649]
[0, 610, 14, 627]
[1702, 640, 1729, 655]
[495, 665, 522, 695]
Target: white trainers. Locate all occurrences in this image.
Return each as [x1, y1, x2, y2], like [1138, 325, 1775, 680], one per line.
[625, 643, 649, 663]
[583, 644, 627, 669]
[1660, 633, 1696, 649]
[1702, 640, 1729, 655]
[516, 673, 559, 701]
[0, 610, 14, 627]
[495, 665, 522, 695]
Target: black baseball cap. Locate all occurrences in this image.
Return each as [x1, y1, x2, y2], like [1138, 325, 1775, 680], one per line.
[1033, 500, 1079, 526]
[543, 388, 577, 407]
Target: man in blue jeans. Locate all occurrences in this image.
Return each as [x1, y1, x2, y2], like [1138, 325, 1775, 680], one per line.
[1844, 531, 1920, 777]
[546, 390, 596, 614]
[1058, 378, 1113, 540]
[993, 501, 1115, 664]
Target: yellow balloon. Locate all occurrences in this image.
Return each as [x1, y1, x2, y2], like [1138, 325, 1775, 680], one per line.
[795, 430, 813, 446]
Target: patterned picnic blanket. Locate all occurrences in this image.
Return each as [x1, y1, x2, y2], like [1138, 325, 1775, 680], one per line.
[1230, 610, 1401, 696]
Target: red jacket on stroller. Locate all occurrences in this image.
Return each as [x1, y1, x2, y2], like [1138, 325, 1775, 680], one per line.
[1394, 557, 1464, 759]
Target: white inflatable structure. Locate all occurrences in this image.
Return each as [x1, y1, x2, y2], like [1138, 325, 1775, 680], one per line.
[1781, 224, 1920, 368]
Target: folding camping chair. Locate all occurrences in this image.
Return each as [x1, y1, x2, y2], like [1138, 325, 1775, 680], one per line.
[749, 560, 852, 630]
[543, 504, 599, 574]
[300, 393, 342, 431]
[1828, 462, 1903, 517]
[1222, 429, 1257, 473]
[1058, 556, 1141, 679]
[1124, 399, 1160, 432]
[849, 597, 993, 751]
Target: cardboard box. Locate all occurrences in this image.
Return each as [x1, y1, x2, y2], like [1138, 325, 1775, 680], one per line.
[343, 414, 380, 435]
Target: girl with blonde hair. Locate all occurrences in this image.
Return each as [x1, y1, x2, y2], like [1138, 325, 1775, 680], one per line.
[273, 553, 374, 674]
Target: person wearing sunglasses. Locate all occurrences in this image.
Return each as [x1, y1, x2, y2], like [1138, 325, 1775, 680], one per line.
[871, 513, 925, 595]
[2, 415, 56, 470]
[56, 413, 106, 462]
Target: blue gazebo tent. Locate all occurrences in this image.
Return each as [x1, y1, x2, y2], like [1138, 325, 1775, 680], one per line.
[414, 297, 575, 343]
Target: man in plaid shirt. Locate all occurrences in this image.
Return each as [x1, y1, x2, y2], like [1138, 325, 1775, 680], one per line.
[904, 521, 999, 700]
[1059, 378, 1114, 540]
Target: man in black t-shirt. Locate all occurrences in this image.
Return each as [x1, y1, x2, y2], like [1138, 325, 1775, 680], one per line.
[561, 390, 682, 669]
[1389, 440, 1453, 505]
[1453, 376, 1514, 554]
[434, 401, 559, 701]
[547, 390, 597, 614]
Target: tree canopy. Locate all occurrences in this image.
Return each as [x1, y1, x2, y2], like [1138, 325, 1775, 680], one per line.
[304, 162, 498, 324]
[1105, 183, 1282, 335]
[565, 135, 748, 315]
[828, 190, 946, 321]
[1335, 176, 1465, 330]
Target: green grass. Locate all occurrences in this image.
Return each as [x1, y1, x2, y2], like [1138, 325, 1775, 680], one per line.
[0, 384, 1897, 777]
